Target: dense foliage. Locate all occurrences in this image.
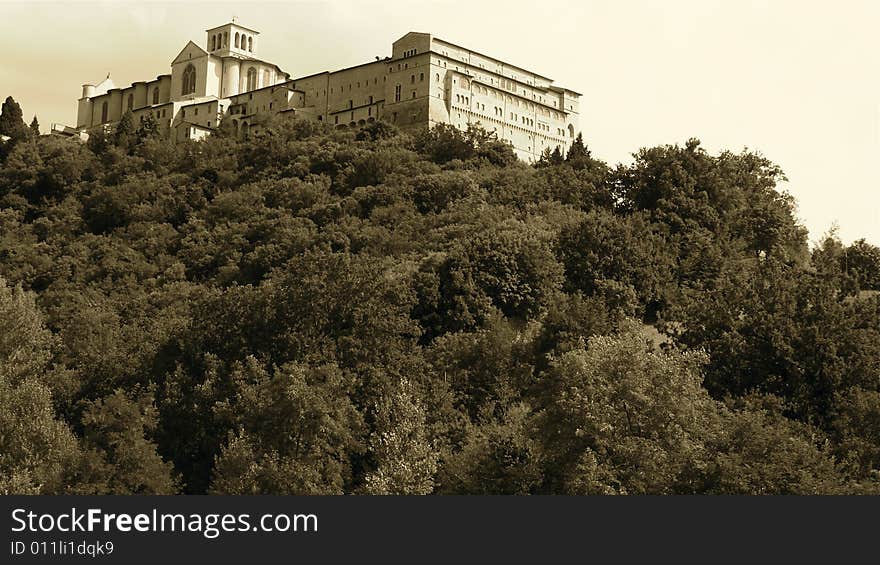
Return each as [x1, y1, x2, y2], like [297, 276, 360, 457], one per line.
[2, 103, 879, 494]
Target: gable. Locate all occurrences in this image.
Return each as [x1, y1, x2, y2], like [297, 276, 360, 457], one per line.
[172, 41, 208, 66]
[394, 31, 431, 44]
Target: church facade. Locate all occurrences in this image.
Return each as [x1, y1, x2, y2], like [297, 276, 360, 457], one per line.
[71, 22, 580, 161]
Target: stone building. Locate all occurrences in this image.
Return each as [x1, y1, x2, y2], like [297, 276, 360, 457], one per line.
[70, 22, 580, 161]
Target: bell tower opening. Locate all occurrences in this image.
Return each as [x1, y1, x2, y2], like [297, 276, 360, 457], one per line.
[206, 21, 259, 58]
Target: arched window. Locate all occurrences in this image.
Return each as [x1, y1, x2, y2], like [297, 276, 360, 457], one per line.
[246, 67, 257, 91]
[153, 88, 160, 105]
[210, 35, 216, 51]
[101, 101, 108, 123]
[568, 124, 575, 138]
[223, 32, 228, 46]
[248, 36, 253, 51]
[182, 64, 196, 95]
[264, 69, 270, 86]
[127, 93, 133, 110]
[235, 32, 240, 48]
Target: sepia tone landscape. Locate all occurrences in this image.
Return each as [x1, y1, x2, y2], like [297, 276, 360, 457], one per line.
[1, 3, 879, 496]
[2, 100, 879, 494]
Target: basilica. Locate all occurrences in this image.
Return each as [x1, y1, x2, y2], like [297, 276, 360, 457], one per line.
[65, 21, 580, 161]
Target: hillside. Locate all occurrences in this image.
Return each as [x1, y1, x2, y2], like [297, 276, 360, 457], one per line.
[2, 111, 880, 494]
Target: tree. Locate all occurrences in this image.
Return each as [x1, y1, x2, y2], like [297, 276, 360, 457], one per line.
[427, 315, 535, 420]
[438, 403, 543, 494]
[210, 360, 364, 494]
[844, 239, 880, 291]
[29, 116, 39, 137]
[114, 109, 135, 148]
[534, 322, 717, 494]
[1, 102, 876, 495]
[72, 389, 180, 494]
[535, 146, 564, 168]
[665, 256, 880, 430]
[362, 379, 438, 494]
[414, 219, 563, 341]
[557, 209, 672, 315]
[565, 133, 594, 169]
[0, 277, 80, 494]
[0, 277, 56, 384]
[704, 396, 846, 495]
[0, 377, 80, 494]
[135, 113, 161, 144]
[0, 96, 29, 141]
[414, 123, 516, 166]
[532, 322, 849, 494]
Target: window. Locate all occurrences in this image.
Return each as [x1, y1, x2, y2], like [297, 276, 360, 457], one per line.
[264, 69, 271, 86]
[182, 64, 196, 95]
[210, 35, 216, 51]
[223, 32, 228, 46]
[194, 107, 199, 115]
[394, 84, 401, 102]
[153, 88, 160, 105]
[127, 93, 133, 110]
[420, 72, 424, 82]
[246, 67, 257, 91]
[368, 95, 373, 104]
[412, 91, 416, 99]
[235, 32, 240, 48]
[248, 36, 253, 51]
[435, 73, 440, 81]
[101, 101, 108, 123]
[334, 115, 339, 124]
[411, 74, 415, 84]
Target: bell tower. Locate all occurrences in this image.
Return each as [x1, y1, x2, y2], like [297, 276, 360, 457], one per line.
[205, 21, 259, 58]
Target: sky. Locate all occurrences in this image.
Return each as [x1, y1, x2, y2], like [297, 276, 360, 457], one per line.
[1, 0, 878, 245]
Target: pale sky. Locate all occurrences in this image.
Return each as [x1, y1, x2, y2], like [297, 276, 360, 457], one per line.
[1, 0, 878, 245]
